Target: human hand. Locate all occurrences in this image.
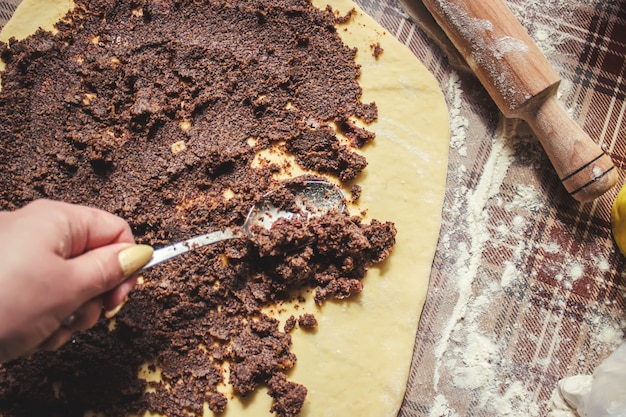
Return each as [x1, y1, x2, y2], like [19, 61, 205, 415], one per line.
[0, 200, 153, 362]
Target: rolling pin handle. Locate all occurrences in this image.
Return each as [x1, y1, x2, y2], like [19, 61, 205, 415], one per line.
[522, 95, 618, 202]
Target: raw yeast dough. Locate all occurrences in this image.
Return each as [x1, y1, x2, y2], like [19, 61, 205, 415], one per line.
[0, 0, 450, 416]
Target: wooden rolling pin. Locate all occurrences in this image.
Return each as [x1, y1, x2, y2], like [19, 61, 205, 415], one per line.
[421, 0, 618, 202]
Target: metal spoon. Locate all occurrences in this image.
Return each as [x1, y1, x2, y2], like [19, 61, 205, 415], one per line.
[142, 180, 345, 270]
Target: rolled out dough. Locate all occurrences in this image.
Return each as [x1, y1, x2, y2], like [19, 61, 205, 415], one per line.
[0, 0, 450, 416]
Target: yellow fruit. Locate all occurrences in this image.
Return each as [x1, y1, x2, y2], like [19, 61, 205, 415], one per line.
[611, 183, 626, 255]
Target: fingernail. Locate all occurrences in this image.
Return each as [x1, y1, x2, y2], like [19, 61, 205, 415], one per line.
[118, 244, 153, 278]
[104, 298, 126, 319]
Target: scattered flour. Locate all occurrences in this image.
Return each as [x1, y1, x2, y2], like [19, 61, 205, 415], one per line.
[432, 69, 526, 416]
[502, 241, 526, 288]
[447, 332, 498, 390]
[507, 184, 545, 212]
[493, 381, 541, 416]
[566, 263, 584, 282]
[494, 36, 529, 60]
[446, 72, 469, 156]
[421, 1, 625, 416]
[430, 394, 460, 417]
[593, 255, 611, 273]
[511, 215, 526, 232]
[508, 0, 603, 75]
[544, 241, 562, 254]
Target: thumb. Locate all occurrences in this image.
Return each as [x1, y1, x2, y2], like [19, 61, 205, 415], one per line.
[68, 244, 154, 302]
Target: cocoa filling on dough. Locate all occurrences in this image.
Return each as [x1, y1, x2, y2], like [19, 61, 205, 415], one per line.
[0, 1, 395, 416]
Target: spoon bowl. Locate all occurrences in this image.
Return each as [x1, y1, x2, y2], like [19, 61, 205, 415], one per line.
[142, 180, 345, 270]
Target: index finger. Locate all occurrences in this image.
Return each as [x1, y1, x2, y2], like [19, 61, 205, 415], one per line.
[65, 204, 135, 256]
[25, 200, 135, 258]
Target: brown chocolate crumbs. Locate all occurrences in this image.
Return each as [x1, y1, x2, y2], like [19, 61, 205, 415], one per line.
[268, 373, 307, 417]
[371, 42, 384, 59]
[284, 316, 297, 333]
[297, 314, 318, 329]
[285, 127, 368, 182]
[0, 0, 395, 416]
[333, 7, 357, 24]
[338, 116, 377, 147]
[351, 184, 362, 202]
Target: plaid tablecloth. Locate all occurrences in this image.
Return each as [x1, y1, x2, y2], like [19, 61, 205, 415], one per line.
[1, 1, 625, 416]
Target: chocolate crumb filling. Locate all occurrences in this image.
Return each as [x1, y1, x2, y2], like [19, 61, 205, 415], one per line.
[0, 1, 396, 416]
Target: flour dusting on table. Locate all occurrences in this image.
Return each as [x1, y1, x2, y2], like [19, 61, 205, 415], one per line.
[426, 1, 625, 412]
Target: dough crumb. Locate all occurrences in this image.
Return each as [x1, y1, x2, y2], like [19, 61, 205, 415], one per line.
[268, 373, 307, 417]
[298, 314, 318, 329]
[333, 6, 357, 24]
[370, 42, 384, 59]
[351, 184, 362, 202]
[284, 315, 297, 333]
[170, 140, 186, 155]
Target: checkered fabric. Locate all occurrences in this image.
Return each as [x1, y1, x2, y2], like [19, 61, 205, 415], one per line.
[1, 1, 625, 416]
[0, 2, 16, 28]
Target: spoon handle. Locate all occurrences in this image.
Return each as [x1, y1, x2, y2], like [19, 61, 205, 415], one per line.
[142, 229, 240, 270]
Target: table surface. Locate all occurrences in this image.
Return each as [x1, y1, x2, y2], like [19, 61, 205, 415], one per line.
[1, 1, 625, 416]
[352, 1, 626, 416]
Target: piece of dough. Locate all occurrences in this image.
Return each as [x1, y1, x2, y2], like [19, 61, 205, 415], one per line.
[0, 1, 449, 416]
